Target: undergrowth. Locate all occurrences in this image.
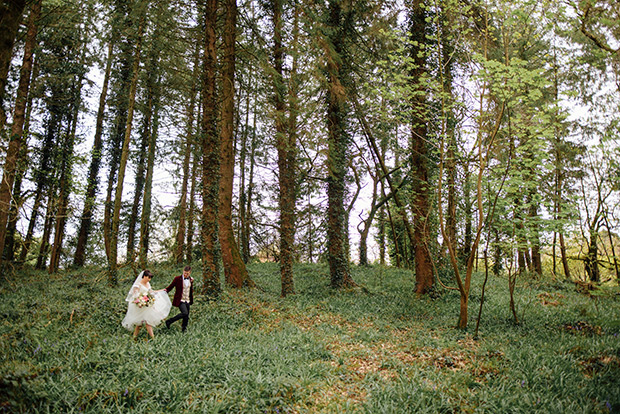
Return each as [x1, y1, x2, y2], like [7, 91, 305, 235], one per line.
[0, 262, 618, 413]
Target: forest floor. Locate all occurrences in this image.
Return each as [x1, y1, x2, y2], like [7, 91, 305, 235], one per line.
[0, 262, 619, 413]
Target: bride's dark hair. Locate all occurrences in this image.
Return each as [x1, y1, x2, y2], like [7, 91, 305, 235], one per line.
[142, 270, 153, 278]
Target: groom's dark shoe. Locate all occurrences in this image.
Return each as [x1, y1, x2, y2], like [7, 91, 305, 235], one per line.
[165, 320, 171, 329]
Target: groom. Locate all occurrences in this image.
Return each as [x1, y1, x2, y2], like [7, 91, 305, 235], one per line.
[164, 265, 194, 332]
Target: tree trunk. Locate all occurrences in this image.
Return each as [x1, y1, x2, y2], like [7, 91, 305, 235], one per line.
[238, 76, 251, 263]
[103, 0, 136, 262]
[74, 42, 113, 267]
[529, 201, 542, 276]
[19, 109, 59, 264]
[408, 0, 434, 294]
[442, 7, 458, 260]
[244, 108, 258, 262]
[0, 0, 27, 129]
[354, 101, 417, 269]
[49, 102, 80, 273]
[19, 185, 42, 264]
[4, 134, 28, 261]
[0, 0, 40, 266]
[49, 49, 84, 273]
[358, 175, 378, 266]
[462, 162, 472, 261]
[6, 57, 37, 262]
[272, 0, 298, 296]
[201, 0, 222, 297]
[176, 44, 199, 265]
[378, 207, 386, 265]
[186, 138, 199, 263]
[36, 189, 56, 270]
[585, 223, 600, 283]
[126, 113, 149, 263]
[138, 74, 160, 270]
[219, 0, 254, 288]
[325, 0, 355, 289]
[137, 28, 163, 269]
[108, 8, 146, 285]
[551, 50, 571, 280]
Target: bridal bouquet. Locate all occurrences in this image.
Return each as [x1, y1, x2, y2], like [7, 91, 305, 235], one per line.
[133, 292, 155, 308]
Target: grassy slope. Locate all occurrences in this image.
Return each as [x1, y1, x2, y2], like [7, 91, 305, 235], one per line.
[0, 262, 619, 413]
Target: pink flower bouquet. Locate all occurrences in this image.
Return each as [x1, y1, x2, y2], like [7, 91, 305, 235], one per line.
[133, 292, 155, 308]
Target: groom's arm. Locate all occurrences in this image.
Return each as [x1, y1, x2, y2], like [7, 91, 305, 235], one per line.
[163, 276, 178, 293]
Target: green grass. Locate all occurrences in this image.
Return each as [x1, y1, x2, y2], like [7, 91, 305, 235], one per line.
[1, 262, 619, 413]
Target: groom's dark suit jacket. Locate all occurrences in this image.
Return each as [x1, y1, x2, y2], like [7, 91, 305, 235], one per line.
[164, 276, 194, 307]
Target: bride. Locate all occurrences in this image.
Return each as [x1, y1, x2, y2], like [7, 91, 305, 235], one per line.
[122, 270, 172, 340]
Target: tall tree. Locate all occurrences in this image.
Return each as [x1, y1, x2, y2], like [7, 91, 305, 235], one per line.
[175, 41, 200, 265]
[108, 2, 147, 284]
[73, 40, 113, 267]
[0, 0, 41, 266]
[137, 53, 161, 269]
[324, 0, 356, 289]
[48, 9, 89, 270]
[270, 0, 298, 296]
[0, 0, 27, 129]
[407, 0, 434, 294]
[103, 0, 136, 261]
[219, 0, 254, 288]
[201, 0, 221, 297]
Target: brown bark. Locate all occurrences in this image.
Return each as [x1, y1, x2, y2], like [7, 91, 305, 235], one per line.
[0, 0, 40, 266]
[0, 0, 26, 128]
[201, 0, 221, 297]
[409, 0, 434, 294]
[219, 0, 254, 288]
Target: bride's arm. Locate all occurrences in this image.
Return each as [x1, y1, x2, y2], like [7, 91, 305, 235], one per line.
[130, 286, 140, 298]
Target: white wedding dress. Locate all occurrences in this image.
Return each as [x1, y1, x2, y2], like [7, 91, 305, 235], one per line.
[122, 282, 172, 330]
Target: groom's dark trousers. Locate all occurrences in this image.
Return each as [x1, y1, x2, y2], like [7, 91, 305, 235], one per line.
[167, 302, 190, 331]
